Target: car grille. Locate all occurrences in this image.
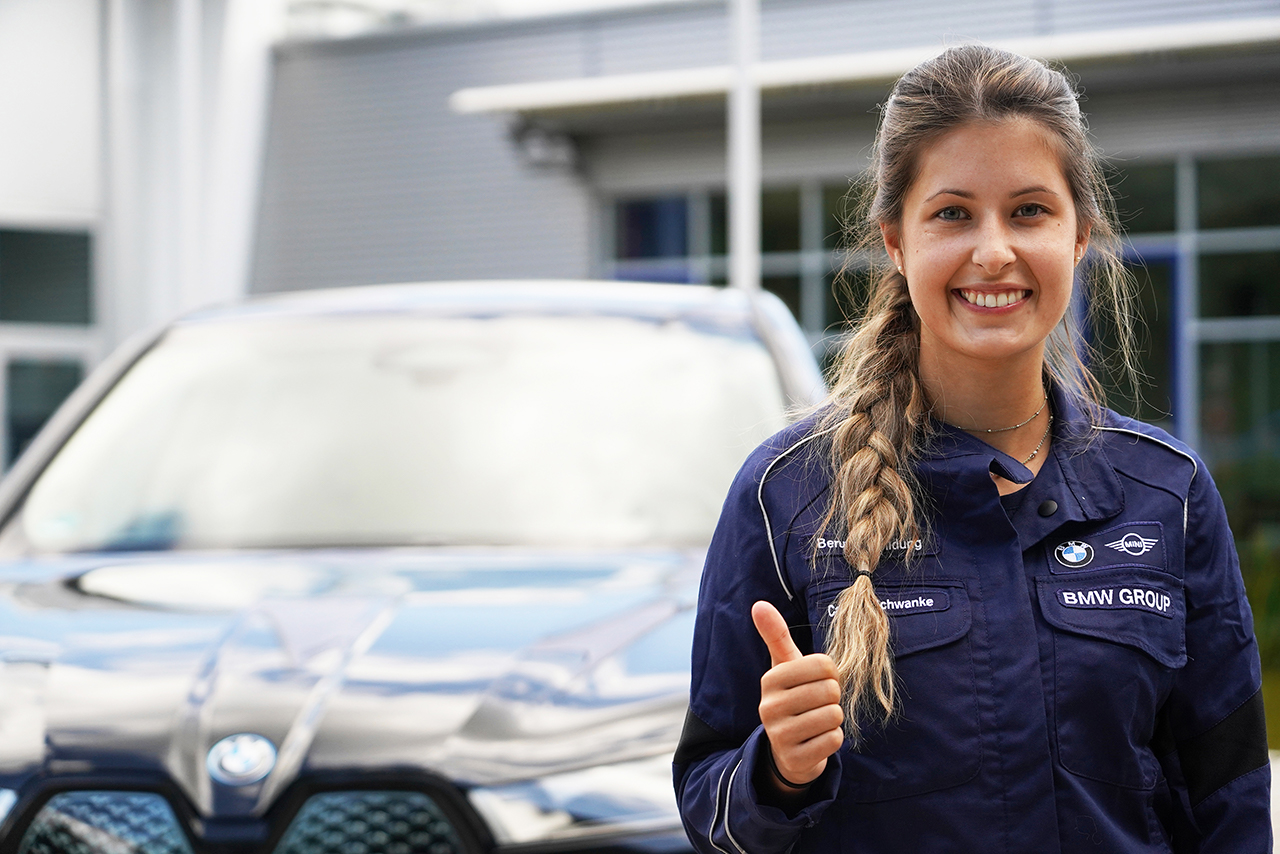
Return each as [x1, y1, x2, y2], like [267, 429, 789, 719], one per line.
[15, 790, 467, 854]
[274, 791, 465, 854]
[17, 791, 194, 854]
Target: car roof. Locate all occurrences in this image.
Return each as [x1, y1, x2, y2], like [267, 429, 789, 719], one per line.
[178, 280, 759, 326]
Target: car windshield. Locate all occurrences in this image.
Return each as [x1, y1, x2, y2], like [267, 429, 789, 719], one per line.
[12, 312, 789, 552]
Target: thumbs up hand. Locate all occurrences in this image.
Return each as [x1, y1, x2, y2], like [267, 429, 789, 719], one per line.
[751, 600, 844, 792]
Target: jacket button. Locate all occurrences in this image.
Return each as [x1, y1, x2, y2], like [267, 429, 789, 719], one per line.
[1038, 499, 1058, 517]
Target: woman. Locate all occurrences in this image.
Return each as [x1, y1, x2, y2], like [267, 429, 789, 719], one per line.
[674, 45, 1269, 851]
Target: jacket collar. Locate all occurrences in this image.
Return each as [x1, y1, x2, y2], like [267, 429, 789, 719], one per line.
[921, 384, 1125, 549]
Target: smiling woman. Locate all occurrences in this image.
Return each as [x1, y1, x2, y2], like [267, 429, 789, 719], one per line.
[676, 44, 1270, 853]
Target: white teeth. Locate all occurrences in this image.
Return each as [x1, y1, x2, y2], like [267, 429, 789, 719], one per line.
[961, 289, 1027, 307]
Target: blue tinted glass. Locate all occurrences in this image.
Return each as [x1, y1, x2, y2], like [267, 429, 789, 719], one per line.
[18, 792, 193, 854]
[615, 198, 688, 259]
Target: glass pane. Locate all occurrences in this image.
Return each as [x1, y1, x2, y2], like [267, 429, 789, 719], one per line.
[1199, 340, 1280, 746]
[763, 275, 801, 320]
[823, 183, 854, 250]
[1198, 155, 1280, 230]
[1199, 251, 1280, 317]
[1109, 162, 1176, 234]
[710, 193, 726, 256]
[614, 198, 687, 259]
[15, 315, 788, 552]
[0, 230, 92, 325]
[761, 189, 800, 253]
[708, 189, 802, 254]
[1094, 260, 1173, 428]
[8, 360, 83, 465]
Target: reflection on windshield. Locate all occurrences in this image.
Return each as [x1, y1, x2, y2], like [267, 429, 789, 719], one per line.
[16, 314, 788, 552]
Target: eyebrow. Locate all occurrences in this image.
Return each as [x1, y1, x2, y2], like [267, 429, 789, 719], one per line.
[924, 185, 1062, 202]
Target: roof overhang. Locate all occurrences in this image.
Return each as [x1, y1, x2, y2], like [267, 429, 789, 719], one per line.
[449, 16, 1280, 118]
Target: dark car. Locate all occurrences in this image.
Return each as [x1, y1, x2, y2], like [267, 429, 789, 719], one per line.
[0, 281, 823, 854]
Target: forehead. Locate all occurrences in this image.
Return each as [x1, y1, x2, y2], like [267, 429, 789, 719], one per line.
[909, 118, 1070, 196]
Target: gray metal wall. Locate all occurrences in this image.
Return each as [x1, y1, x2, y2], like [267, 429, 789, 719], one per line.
[250, 0, 1280, 293]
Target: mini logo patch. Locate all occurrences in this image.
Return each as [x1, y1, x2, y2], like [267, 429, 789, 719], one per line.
[1105, 532, 1160, 556]
[1055, 540, 1094, 568]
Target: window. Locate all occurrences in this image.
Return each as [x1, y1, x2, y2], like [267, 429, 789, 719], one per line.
[1198, 155, 1280, 230]
[7, 359, 82, 464]
[607, 183, 864, 342]
[0, 229, 92, 325]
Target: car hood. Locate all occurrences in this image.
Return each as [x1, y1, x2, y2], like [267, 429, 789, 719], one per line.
[0, 548, 700, 817]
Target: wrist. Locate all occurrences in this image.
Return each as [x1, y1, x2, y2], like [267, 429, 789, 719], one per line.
[765, 742, 812, 790]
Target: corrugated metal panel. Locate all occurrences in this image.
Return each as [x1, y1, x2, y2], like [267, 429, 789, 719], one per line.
[592, 4, 729, 75]
[251, 30, 594, 293]
[1050, 0, 1280, 35]
[1089, 81, 1280, 158]
[759, 0, 1039, 60]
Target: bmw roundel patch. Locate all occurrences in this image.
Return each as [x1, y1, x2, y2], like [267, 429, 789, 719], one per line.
[1055, 540, 1094, 568]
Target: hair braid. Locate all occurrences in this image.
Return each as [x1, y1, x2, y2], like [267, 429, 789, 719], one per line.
[818, 277, 930, 743]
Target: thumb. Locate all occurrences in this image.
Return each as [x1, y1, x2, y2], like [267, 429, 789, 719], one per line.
[751, 600, 803, 667]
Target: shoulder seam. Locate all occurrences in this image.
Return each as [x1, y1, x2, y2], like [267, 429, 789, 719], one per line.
[1093, 425, 1197, 536]
[757, 426, 835, 601]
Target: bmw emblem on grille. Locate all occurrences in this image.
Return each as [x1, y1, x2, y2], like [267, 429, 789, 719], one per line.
[207, 733, 277, 786]
[1055, 540, 1094, 568]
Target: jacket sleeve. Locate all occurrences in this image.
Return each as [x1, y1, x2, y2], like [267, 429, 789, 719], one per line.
[1159, 461, 1271, 851]
[673, 447, 840, 854]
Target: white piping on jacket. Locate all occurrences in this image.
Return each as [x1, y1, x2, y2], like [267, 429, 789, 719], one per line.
[708, 762, 732, 854]
[757, 427, 837, 601]
[723, 758, 750, 854]
[1095, 426, 1198, 536]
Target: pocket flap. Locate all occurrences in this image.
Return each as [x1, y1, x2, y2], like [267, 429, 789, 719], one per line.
[1036, 568, 1185, 668]
[878, 582, 971, 657]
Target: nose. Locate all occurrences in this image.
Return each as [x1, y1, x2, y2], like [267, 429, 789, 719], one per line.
[971, 217, 1016, 273]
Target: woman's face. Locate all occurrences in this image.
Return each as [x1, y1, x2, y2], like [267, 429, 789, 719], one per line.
[881, 118, 1088, 374]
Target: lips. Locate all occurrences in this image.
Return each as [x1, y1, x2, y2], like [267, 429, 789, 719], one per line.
[957, 288, 1030, 308]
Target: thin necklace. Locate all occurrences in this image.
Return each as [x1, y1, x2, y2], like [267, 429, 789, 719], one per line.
[977, 392, 1048, 434]
[1022, 415, 1054, 465]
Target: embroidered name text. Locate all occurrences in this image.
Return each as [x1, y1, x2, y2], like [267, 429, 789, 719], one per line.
[1057, 586, 1172, 615]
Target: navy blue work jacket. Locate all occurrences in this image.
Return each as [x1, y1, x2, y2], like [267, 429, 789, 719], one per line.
[675, 389, 1270, 852]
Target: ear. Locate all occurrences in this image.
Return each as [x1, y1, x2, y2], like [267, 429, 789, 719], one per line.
[881, 222, 904, 273]
[1074, 223, 1091, 266]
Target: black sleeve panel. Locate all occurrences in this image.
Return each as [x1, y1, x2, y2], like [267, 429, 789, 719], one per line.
[674, 707, 737, 769]
[1179, 688, 1269, 806]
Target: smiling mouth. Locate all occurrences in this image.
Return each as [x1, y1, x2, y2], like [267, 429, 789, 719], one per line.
[957, 289, 1030, 309]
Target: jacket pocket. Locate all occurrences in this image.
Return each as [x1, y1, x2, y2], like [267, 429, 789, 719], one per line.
[1036, 568, 1185, 789]
[811, 578, 981, 802]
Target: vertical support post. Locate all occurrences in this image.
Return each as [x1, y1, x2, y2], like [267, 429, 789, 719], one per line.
[175, 0, 202, 314]
[728, 0, 759, 291]
[1174, 153, 1199, 449]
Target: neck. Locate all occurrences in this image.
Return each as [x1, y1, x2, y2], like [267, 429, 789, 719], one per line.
[918, 344, 1050, 463]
